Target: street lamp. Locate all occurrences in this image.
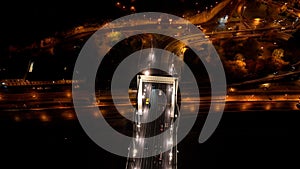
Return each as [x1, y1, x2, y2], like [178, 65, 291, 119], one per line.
[144, 70, 150, 76]
[243, 6, 247, 16]
[169, 18, 172, 24]
[130, 6, 136, 12]
[157, 18, 161, 24]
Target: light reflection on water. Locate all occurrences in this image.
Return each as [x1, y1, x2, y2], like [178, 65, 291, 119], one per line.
[40, 113, 51, 122]
[61, 110, 76, 120]
[5, 109, 77, 122]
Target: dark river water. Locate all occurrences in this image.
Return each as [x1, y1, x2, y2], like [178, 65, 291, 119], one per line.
[0, 107, 299, 169]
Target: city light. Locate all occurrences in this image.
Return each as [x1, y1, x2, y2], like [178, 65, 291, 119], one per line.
[157, 18, 162, 24]
[2, 1, 300, 168]
[254, 17, 260, 21]
[130, 6, 136, 12]
[261, 83, 271, 89]
[229, 87, 236, 92]
[40, 114, 50, 122]
[29, 62, 34, 72]
[133, 148, 137, 157]
[144, 70, 150, 76]
[167, 138, 173, 145]
[62, 111, 75, 120]
[14, 116, 21, 122]
[253, 18, 261, 26]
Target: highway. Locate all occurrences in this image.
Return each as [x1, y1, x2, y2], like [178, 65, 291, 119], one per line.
[1, 81, 300, 115]
[1, 91, 299, 114]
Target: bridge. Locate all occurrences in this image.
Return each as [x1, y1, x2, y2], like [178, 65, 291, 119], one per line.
[122, 38, 182, 169]
[126, 75, 179, 169]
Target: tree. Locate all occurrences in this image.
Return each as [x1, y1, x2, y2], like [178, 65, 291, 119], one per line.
[284, 29, 300, 64]
[272, 48, 284, 59]
[241, 38, 261, 60]
[271, 49, 289, 70]
[221, 39, 240, 60]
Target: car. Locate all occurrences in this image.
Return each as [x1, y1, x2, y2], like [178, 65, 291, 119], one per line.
[160, 124, 164, 132]
[145, 98, 150, 105]
[290, 66, 296, 72]
[158, 152, 163, 165]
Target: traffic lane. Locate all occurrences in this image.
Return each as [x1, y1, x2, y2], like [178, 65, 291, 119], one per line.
[133, 88, 175, 168]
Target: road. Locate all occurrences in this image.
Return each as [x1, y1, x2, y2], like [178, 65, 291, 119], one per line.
[1, 84, 299, 120]
[127, 87, 177, 169]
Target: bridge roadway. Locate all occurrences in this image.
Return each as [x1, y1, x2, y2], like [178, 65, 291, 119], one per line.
[126, 86, 177, 169]
[126, 80, 178, 169]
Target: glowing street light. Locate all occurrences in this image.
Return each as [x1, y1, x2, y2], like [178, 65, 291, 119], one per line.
[157, 18, 162, 24]
[130, 6, 136, 12]
[133, 148, 137, 157]
[242, 6, 247, 16]
[144, 70, 150, 76]
[229, 87, 236, 92]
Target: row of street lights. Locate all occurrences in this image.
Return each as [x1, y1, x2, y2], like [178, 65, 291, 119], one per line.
[157, 18, 173, 24]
